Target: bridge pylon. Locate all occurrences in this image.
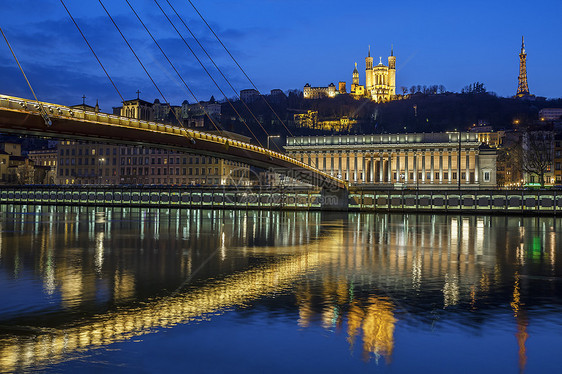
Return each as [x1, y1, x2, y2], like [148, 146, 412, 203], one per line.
[320, 186, 349, 211]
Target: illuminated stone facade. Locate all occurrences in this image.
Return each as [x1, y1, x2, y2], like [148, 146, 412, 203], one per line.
[364, 46, 396, 102]
[293, 110, 357, 132]
[285, 132, 497, 188]
[303, 83, 337, 99]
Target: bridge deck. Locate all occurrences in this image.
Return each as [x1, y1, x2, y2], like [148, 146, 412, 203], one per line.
[0, 94, 346, 189]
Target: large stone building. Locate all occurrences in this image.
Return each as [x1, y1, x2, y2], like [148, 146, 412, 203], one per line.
[240, 89, 260, 103]
[112, 96, 220, 130]
[55, 139, 251, 187]
[285, 132, 497, 189]
[0, 143, 53, 184]
[539, 108, 562, 121]
[303, 83, 337, 99]
[362, 46, 396, 102]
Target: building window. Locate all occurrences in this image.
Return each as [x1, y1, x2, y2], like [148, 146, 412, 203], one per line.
[484, 171, 490, 182]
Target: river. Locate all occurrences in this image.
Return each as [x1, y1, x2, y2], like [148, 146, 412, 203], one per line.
[0, 205, 561, 373]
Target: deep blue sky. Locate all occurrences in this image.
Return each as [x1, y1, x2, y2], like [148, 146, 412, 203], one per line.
[1, 0, 561, 112]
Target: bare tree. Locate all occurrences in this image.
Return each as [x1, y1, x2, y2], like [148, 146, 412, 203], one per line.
[516, 129, 554, 187]
[16, 164, 35, 185]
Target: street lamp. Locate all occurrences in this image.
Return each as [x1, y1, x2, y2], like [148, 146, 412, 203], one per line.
[457, 130, 461, 190]
[267, 135, 280, 149]
[98, 157, 105, 185]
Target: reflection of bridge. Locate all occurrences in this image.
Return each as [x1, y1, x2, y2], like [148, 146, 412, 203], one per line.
[0, 229, 341, 372]
[0, 94, 345, 190]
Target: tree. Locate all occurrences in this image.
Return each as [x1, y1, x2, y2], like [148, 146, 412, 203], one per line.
[461, 82, 486, 94]
[16, 163, 35, 185]
[516, 129, 554, 187]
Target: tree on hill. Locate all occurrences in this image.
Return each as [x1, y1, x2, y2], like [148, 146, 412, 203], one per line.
[461, 82, 486, 94]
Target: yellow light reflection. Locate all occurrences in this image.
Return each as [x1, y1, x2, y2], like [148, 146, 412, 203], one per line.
[0, 230, 340, 372]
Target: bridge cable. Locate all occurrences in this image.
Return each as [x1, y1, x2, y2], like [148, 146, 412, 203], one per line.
[124, 0, 222, 133]
[164, 0, 281, 152]
[183, 0, 321, 170]
[153, 0, 264, 147]
[0, 25, 52, 126]
[185, 0, 296, 141]
[59, 0, 124, 104]
[98, 0, 191, 140]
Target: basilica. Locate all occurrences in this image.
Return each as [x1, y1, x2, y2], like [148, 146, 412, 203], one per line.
[304, 46, 397, 102]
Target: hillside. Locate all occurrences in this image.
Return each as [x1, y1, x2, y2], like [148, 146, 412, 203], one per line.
[219, 92, 562, 147]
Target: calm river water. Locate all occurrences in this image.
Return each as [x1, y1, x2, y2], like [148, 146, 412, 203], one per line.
[0, 205, 561, 373]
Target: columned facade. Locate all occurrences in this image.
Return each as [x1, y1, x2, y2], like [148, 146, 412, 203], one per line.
[285, 133, 497, 189]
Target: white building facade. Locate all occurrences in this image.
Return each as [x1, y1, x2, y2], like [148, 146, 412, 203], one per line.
[285, 132, 497, 189]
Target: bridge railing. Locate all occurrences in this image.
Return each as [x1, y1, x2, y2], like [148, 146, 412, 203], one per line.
[0, 94, 344, 187]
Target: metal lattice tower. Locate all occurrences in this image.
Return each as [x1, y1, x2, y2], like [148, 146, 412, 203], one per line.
[516, 36, 530, 97]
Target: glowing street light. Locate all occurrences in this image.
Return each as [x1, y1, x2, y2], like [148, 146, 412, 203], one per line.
[267, 135, 280, 149]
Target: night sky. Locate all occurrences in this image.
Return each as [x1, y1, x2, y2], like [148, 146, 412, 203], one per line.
[1, 0, 561, 112]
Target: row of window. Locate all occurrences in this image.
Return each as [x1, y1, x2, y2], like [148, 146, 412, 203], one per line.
[59, 167, 248, 178]
[292, 149, 476, 155]
[64, 178, 229, 185]
[57, 156, 244, 167]
[296, 155, 474, 171]
[325, 170, 478, 183]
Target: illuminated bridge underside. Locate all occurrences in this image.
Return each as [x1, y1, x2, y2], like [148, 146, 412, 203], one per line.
[0, 94, 345, 189]
[0, 233, 342, 372]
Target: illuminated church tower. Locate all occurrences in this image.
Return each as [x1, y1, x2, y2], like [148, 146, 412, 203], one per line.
[388, 46, 396, 97]
[516, 36, 532, 98]
[350, 62, 365, 97]
[365, 46, 374, 90]
[365, 46, 396, 102]
[352, 62, 359, 85]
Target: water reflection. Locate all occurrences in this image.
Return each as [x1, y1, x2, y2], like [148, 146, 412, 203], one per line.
[0, 206, 561, 372]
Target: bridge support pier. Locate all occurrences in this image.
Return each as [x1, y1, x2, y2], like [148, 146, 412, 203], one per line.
[320, 187, 349, 211]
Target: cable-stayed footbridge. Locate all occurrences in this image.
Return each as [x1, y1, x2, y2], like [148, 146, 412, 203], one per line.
[0, 94, 346, 190]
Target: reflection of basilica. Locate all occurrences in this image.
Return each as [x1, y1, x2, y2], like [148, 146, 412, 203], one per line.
[0, 206, 560, 372]
[296, 279, 396, 362]
[294, 214, 560, 368]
